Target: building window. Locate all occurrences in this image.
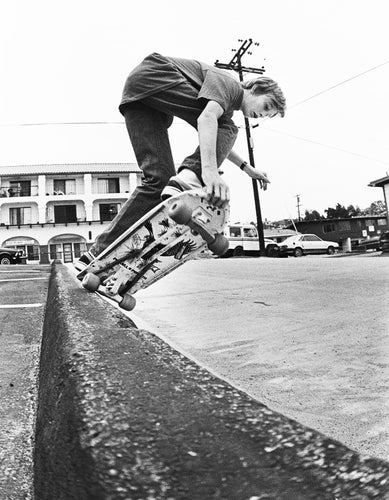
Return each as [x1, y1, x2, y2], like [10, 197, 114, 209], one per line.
[9, 207, 32, 225]
[229, 227, 242, 238]
[49, 243, 84, 261]
[243, 227, 257, 238]
[54, 205, 77, 223]
[98, 178, 120, 193]
[53, 179, 76, 195]
[50, 244, 61, 260]
[323, 223, 335, 233]
[378, 219, 387, 226]
[9, 180, 31, 197]
[302, 235, 321, 241]
[99, 203, 120, 221]
[338, 221, 351, 231]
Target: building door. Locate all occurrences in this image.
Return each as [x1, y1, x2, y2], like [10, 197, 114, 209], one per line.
[63, 243, 73, 263]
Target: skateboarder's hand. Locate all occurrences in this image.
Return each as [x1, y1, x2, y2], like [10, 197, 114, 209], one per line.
[244, 164, 270, 191]
[202, 171, 230, 208]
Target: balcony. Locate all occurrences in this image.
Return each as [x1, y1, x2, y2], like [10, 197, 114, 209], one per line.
[0, 186, 38, 198]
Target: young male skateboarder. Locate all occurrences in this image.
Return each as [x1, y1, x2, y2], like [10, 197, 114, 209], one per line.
[75, 52, 286, 270]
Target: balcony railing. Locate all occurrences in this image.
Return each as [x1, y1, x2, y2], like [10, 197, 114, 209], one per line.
[0, 220, 112, 229]
[1, 188, 132, 198]
[0, 187, 38, 198]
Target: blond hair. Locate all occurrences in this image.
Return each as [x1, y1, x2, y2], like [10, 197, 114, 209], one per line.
[242, 77, 286, 117]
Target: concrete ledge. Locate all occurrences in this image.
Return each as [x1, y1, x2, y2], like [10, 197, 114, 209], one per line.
[34, 263, 389, 499]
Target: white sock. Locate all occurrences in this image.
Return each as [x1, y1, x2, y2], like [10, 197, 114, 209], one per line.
[176, 169, 202, 189]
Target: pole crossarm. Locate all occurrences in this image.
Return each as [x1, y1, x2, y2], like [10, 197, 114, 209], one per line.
[215, 38, 265, 75]
[214, 62, 266, 75]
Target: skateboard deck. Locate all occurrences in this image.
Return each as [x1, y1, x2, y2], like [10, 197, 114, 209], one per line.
[78, 190, 229, 310]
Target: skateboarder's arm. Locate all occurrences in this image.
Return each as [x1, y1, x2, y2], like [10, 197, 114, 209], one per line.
[197, 101, 230, 208]
[227, 150, 270, 191]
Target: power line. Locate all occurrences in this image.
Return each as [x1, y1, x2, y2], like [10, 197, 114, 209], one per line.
[1, 59, 388, 128]
[243, 59, 389, 165]
[0, 121, 124, 127]
[260, 126, 389, 166]
[289, 59, 389, 110]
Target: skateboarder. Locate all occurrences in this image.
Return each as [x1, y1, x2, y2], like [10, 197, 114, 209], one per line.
[75, 52, 286, 271]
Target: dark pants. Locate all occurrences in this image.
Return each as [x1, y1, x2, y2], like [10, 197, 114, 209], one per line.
[91, 82, 238, 255]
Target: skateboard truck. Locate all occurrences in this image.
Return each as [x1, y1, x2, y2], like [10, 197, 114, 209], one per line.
[168, 200, 228, 256]
[82, 272, 137, 311]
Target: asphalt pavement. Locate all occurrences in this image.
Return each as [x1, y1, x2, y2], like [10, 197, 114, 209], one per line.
[0, 264, 50, 500]
[1, 254, 389, 499]
[130, 252, 389, 461]
[34, 262, 389, 499]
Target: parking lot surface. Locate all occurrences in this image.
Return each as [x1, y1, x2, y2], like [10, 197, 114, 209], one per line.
[0, 265, 50, 500]
[131, 253, 389, 461]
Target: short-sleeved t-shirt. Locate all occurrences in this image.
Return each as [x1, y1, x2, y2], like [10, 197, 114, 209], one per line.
[119, 53, 243, 117]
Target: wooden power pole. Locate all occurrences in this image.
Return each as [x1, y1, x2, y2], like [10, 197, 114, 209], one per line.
[215, 39, 267, 256]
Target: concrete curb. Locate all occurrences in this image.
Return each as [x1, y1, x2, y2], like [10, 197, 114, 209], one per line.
[34, 263, 389, 499]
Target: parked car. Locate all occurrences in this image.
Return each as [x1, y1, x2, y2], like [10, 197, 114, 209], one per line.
[278, 234, 339, 257]
[224, 224, 279, 257]
[0, 247, 26, 265]
[355, 236, 381, 252]
[379, 231, 389, 252]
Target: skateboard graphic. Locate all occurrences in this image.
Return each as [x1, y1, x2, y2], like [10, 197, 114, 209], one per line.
[78, 190, 229, 311]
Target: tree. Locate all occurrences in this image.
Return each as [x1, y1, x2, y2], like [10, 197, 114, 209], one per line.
[324, 203, 349, 219]
[296, 199, 386, 222]
[304, 209, 323, 221]
[346, 204, 362, 217]
[362, 200, 387, 216]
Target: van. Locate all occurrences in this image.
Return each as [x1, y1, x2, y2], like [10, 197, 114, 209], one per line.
[223, 224, 279, 257]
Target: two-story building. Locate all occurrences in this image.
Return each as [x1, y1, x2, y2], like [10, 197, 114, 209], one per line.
[0, 163, 142, 263]
[287, 215, 389, 249]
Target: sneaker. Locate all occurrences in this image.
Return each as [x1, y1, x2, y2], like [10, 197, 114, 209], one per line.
[73, 250, 96, 273]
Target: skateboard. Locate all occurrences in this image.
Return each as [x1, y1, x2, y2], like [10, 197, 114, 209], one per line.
[78, 190, 229, 311]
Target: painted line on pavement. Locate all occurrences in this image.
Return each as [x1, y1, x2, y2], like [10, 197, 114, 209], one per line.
[0, 270, 41, 273]
[0, 278, 47, 282]
[0, 303, 44, 308]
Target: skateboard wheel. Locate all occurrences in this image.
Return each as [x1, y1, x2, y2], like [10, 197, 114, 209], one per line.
[82, 273, 101, 292]
[168, 200, 192, 225]
[208, 234, 229, 256]
[119, 294, 136, 311]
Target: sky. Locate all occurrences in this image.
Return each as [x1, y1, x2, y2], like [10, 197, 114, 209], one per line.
[0, 0, 388, 222]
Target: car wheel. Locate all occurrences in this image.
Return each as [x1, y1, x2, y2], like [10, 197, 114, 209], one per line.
[219, 249, 232, 259]
[266, 245, 279, 258]
[0, 256, 12, 265]
[293, 247, 303, 257]
[233, 246, 244, 257]
[327, 246, 335, 255]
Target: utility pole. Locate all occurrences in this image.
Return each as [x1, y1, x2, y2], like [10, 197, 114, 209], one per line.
[215, 39, 267, 256]
[296, 194, 302, 221]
